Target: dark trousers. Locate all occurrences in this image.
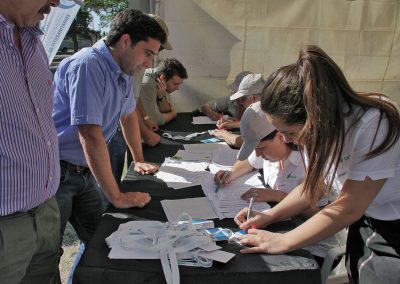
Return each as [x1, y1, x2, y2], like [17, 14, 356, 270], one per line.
[56, 161, 104, 246]
[346, 216, 400, 284]
[0, 197, 60, 284]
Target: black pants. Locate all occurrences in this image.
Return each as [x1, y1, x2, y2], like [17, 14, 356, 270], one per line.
[346, 216, 400, 284]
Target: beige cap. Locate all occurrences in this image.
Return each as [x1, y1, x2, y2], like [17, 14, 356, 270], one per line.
[237, 102, 275, 161]
[148, 14, 173, 50]
[230, 73, 265, 101]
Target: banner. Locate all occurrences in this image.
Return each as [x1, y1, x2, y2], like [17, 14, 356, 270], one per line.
[40, 0, 83, 64]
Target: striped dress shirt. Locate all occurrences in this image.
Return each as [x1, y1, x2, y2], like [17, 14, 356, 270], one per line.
[0, 16, 59, 215]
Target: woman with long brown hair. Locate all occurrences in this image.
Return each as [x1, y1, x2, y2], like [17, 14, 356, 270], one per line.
[234, 45, 400, 283]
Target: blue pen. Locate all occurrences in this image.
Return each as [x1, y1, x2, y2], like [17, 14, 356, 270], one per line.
[215, 171, 229, 193]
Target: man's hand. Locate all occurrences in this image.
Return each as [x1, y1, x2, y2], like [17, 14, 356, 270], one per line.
[157, 77, 167, 98]
[144, 117, 159, 131]
[208, 110, 221, 121]
[112, 191, 151, 208]
[216, 119, 239, 130]
[210, 129, 230, 139]
[143, 131, 161, 147]
[134, 161, 160, 175]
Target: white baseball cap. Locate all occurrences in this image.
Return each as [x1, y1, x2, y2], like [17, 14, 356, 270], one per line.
[227, 71, 252, 92]
[237, 102, 275, 161]
[230, 74, 265, 101]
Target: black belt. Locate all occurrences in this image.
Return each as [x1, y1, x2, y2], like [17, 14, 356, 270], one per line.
[60, 160, 90, 174]
[0, 203, 41, 220]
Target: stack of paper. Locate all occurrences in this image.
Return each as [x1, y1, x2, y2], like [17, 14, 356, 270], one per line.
[106, 220, 236, 263]
[192, 115, 231, 125]
[171, 149, 213, 162]
[161, 197, 218, 222]
[201, 170, 270, 219]
[155, 158, 210, 189]
[211, 148, 239, 167]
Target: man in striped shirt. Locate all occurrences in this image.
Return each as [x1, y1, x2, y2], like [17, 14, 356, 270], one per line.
[52, 9, 165, 263]
[0, 1, 61, 283]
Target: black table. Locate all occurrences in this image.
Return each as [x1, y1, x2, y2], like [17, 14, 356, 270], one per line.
[73, 113, 320, 284]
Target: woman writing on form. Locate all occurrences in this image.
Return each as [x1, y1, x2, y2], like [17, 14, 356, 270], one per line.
[215, 101, 340, 268]
[235, 45, 400, 283]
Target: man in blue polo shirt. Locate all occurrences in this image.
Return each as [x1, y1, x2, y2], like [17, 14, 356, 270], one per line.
[52, 9, 166, 257]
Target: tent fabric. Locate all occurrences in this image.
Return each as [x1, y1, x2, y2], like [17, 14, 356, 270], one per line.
[151, 0, 399, 111]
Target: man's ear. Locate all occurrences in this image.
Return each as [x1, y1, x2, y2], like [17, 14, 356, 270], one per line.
[159, 74, 166, 81]
[119, 34, 131, 48]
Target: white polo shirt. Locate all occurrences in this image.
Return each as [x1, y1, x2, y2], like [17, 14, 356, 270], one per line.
[328, 105, 400, 220]
[248, 150, 305, 193]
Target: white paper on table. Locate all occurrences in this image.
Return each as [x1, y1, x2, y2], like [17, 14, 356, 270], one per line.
[155, 158, 210, 189]
[200, 171, 270, 219]
[109, 245, 160, 259]
[183, 143, 230, 152]
[211, 148, 239, 167]
[198, 250, 235, 263]
[192, 115, 230, 125]
[161, 197, 218, 222]
[171, 150, 213, 162]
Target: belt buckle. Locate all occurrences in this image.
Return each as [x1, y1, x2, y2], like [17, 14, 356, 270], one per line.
[76, 165, 81, 173]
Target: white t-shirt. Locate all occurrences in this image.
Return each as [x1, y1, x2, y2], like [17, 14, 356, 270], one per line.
[328, 105, 400, 220]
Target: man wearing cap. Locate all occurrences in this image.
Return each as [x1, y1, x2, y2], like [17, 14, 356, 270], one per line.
[140, 57, 188, 126]
[210, 73, 265, 148]
[200, 70, 252, 121]
[52, 9, 165, 262]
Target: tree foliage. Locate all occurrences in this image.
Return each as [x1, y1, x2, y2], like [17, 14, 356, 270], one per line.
[66, 7, 100, 51]
[83, 0, 129, 29]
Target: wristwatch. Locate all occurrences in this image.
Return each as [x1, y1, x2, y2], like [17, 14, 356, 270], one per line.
[157, 96, 167, 102]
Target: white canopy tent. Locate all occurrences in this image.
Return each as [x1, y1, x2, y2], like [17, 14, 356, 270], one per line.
[130, 0, 400, 111]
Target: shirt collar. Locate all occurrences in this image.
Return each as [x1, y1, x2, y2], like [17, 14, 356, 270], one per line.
[93, 39, 124, 81]
[286, 150, 303, 167]
[0, 14, 42, 35]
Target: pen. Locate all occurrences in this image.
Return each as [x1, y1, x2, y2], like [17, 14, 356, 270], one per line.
[218, 112, 224, 130]
[215, 170, 229, 193]
[246, 197, 256, 229]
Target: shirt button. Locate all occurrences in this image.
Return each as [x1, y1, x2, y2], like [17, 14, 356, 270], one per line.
[49, 176, 53, 181]
[36, 107, 40, 113]
[47, 141, 51, 146]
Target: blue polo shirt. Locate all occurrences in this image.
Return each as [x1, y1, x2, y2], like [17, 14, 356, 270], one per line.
[52, 40, 135, 166]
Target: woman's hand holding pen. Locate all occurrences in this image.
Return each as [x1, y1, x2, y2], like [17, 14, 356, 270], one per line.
[234, 208, 289, 254]
[213, 170, 233, 185]
[234, 208, 271, 230]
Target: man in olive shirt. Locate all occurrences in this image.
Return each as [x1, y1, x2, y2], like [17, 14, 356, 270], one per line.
[140, 58, 188, 126]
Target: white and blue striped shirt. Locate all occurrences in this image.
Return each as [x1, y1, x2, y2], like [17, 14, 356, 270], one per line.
[0, 15, 59, 215]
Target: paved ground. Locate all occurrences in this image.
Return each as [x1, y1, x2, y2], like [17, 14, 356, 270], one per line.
[60, 223, 79, 283]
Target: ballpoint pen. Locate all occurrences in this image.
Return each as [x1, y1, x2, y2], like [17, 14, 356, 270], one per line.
[247, 197, 256, 229]
[215, 170, 229, 193]
[217, 112, 224, 130]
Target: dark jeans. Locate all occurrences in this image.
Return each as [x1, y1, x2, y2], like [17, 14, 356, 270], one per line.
[105, 127, 127, 209]
[107, 127, 127, 184]
[346, 216, 400, 284]
[55, 161, 104, 247]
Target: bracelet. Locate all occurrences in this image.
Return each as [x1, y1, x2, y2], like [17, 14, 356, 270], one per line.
[143, 115, 150, 121]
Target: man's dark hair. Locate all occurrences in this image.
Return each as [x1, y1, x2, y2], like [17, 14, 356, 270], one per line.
[105, 9, 166, 47]
[155, 58, 188, 80]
